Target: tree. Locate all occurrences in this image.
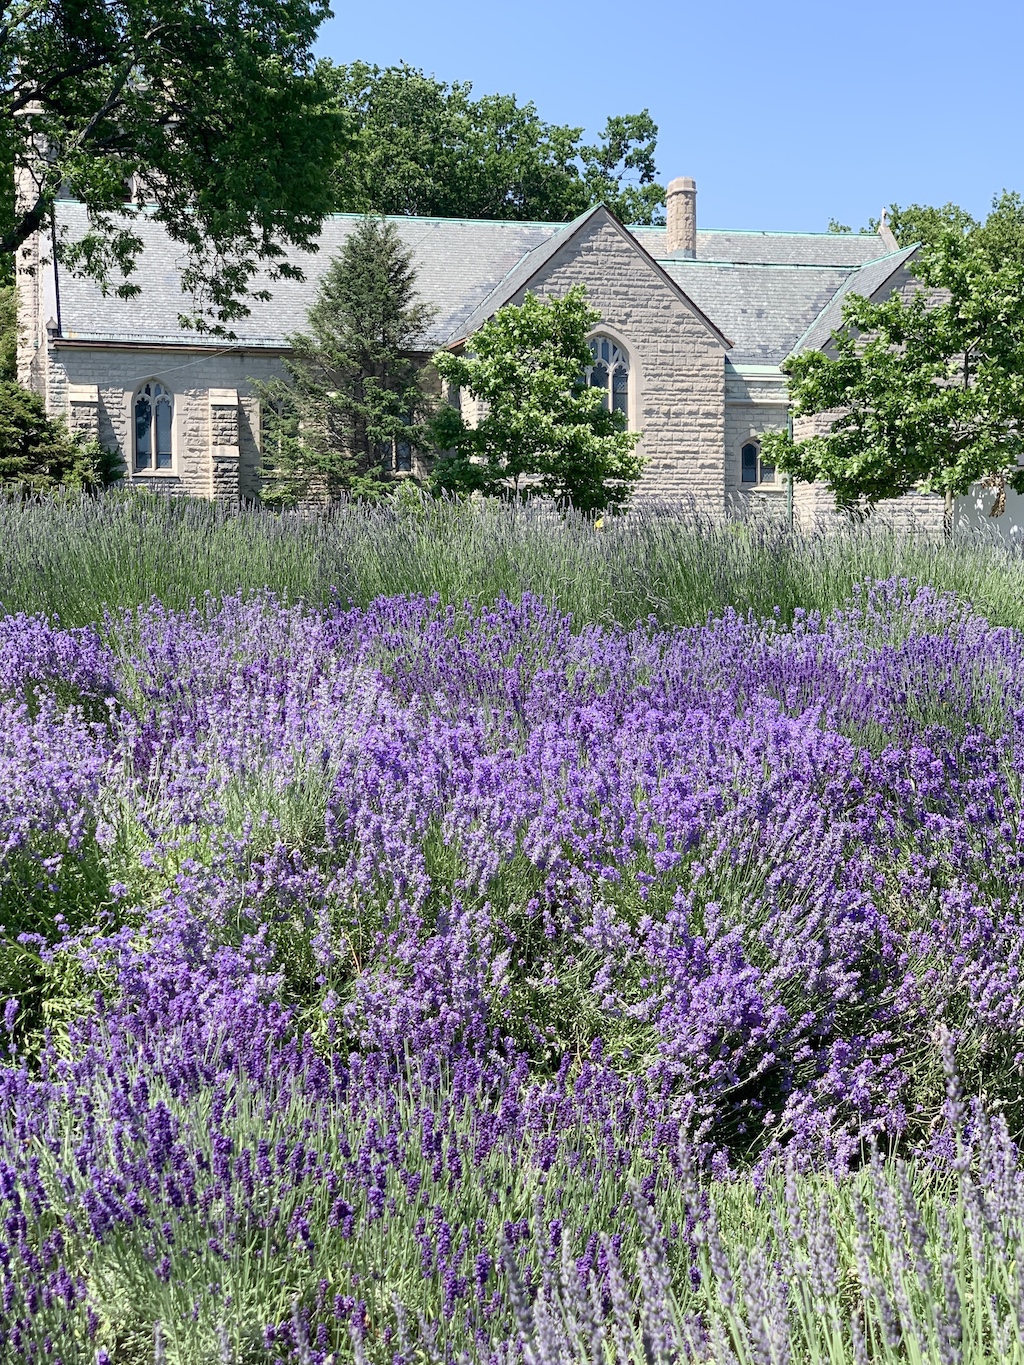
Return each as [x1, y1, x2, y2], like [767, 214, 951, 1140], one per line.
[828, 202, 978, 246]
[327, 63, 666, 225]
[0, 286, 16, 380]
[577, 113, 665, 227]
[255, 217, 435, 504]
[0, 382, 120, 490]
[2, 0, 346, 330]
[868, 201, 978, 248]
[762, 194, 1024, 515]
[429, 286, 644, 513]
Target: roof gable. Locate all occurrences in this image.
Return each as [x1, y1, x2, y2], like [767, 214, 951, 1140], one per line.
[452, 205, 731, 349]
[789, 245, 921, 356]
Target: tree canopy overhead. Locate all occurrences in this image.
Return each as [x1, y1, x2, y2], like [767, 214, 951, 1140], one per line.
[2, 0, 346, 329]
[328, 62, 666, 226]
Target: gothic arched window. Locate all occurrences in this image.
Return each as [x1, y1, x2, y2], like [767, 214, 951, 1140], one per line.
[584, 337, 630, 418]
[134, 381, 173, 471]
[741, 439, 775, 485]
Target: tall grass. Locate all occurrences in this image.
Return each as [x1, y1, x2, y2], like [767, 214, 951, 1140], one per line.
[3, 490, 1024, 628]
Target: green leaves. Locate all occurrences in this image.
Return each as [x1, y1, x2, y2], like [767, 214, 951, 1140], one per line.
[764, 197, 1024, 511]
[3, 0, 345, 329]
[327, 62, 666, 226]
[430, 285, 644, 514]
[0, 380, 121, 491]
[0, 286, 15, 381]
[579, 112, 664, 227]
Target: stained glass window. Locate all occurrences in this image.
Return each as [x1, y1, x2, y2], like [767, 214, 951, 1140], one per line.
[134, 382, 173, 471]
[741, 440, 775, 485]
[612, 365, 628, 415]
[584, 338, 630, 420]
[741, 442, 758, 483]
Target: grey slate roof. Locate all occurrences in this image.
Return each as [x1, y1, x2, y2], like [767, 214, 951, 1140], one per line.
[790, 246, 920, 354]
[658, 260, 853, 365]
[54, 202, 558, 348]
[51, 201, 915, 367]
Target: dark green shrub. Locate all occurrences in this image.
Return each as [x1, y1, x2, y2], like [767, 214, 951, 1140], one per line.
[0, 380, 122, 492]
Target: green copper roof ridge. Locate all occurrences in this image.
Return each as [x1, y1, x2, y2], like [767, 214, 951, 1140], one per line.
[634, 224, 887, 239]
[655, 257, 856, 270]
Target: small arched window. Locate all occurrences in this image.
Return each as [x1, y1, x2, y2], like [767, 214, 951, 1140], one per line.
[741, 439, 775, 485]
[134, 381, 173, 471]
[584, 337, 630, 418]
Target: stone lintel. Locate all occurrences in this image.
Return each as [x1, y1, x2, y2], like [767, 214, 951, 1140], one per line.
[208, 388, 238, 406]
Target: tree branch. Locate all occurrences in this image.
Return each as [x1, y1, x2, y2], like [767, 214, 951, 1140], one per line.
[0, 183, 49, 255]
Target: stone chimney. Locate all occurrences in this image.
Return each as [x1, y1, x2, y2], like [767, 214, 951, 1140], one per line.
[666, 177, 697, 258]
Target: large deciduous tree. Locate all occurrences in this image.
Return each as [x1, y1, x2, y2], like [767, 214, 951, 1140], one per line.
[255, 217, 435, 505]
[430, 286, 644, 514]
[763, 193, 1024, 517]
[328, 63, 666, 226]
[2, 0, 346, 329]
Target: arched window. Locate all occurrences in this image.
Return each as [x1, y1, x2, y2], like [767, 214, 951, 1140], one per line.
[134, 381, 173, 471]
[741, 439, 775, 485]
[584, 337, 630, 418]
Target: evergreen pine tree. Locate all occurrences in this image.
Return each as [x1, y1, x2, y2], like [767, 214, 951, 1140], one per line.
[0, 381, 120, 491]
[257, 217, 435, 504]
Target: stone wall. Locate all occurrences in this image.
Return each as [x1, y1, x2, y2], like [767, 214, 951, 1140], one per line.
[14, 168, 56, 400]
[507, 215, 728, 506]
[46, 344, 286, 499]
[724, 362, 789, 515]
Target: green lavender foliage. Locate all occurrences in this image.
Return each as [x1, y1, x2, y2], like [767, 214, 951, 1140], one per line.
[3, 1052, 1023, 1365]
[3, 490, 1024, 631]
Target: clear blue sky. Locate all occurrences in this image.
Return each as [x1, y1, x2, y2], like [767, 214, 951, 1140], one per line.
[315, 0, 1023, 233]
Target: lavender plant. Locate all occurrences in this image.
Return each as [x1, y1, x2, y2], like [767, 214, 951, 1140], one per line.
[2, 514, 1024, 1358]
[3, 489, 1024, 632]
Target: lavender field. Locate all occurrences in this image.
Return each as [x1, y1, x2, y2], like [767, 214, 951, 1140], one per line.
[4, 496, 1024, 1363]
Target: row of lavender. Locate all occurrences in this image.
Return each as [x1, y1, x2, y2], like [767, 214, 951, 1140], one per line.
[2, 578, 1024, 1360]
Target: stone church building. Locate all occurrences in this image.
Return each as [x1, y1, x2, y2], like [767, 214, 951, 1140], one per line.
[18, 177, 947, 525]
